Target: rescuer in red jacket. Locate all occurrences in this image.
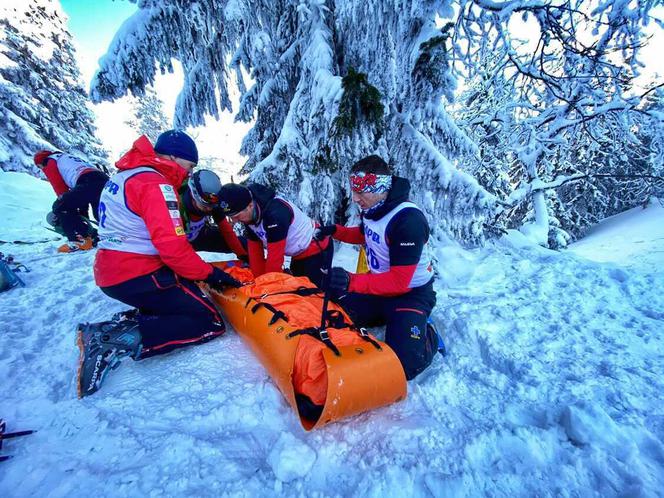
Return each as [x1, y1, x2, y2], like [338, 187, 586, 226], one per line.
[33, 150, 108, 253]
[76, 130, 241, 398]
[316, 155, 442, 380]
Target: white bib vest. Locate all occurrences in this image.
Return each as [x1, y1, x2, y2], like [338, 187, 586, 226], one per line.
[49, 153, 92, 188]
[363, 202, 433, 288]
[97, 167, 160, 255]
[249, 197, 315, 256]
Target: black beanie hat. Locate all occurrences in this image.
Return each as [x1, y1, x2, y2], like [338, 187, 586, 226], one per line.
[154, 130, 198, 164]
[219, 184, 252, 215]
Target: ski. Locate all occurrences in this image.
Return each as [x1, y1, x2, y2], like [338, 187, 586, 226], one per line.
[0, 429, 35, 440]
[0, 419, 35, 462]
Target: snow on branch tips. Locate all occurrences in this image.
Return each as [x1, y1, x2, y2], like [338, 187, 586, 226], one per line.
[452, 0, 664, 246]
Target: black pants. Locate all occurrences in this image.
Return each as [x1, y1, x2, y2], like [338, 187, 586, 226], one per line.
[191, 225, 247, 255]
[101, 267, 226, 358]
[336, 279, 437, 380]
[53, 170, 108, 241]
[290, 240, 334, 289]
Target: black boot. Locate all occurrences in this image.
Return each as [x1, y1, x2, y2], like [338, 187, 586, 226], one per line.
[111, 308, 141, 322]
[427, 318, 447, 357]
[76, 320, 142, 398]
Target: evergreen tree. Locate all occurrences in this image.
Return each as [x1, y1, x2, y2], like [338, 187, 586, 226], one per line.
[90, 0, 495, 244]
[90, 0, 661, 246]
[124, 86, 171, 143]
[0, 0, 107, 176]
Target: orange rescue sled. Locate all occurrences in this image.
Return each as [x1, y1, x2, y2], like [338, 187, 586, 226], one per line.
[205, 262, 407, 430]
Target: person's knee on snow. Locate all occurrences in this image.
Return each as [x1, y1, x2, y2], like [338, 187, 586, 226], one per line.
[321, 155, 440, 378]
[386, 307, 437, 380]
[79, 130, 240, 397]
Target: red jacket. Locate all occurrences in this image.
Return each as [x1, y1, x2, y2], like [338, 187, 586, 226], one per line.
[94, 136, 215, 287]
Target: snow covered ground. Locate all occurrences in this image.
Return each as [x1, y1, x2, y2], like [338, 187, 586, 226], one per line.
[1, 172, 663, 497]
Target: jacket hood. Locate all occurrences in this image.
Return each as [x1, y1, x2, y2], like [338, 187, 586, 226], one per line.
[363, 175, 411, 220]
[248, 183, 276, 207]
[115, 135, 189, 188]
[246, 183, 275, 222]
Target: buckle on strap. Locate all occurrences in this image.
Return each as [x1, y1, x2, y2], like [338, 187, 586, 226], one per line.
[357, 327, 382, 351]
[319, 328, 341, 356]
[287, 327, 341, 357]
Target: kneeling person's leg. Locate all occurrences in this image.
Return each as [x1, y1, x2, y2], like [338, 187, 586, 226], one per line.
[102, 267, 225, 358]
[335, 292, 385, 328]
[53, 191, 92, 242]
[385, 287, 437, 380]
[290, 242, 334, 288]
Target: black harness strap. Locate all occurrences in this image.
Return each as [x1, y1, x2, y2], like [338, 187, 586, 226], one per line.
[287, 327, 341, 357]
[244, 286, 323, 309]
[324, 310, 382, 351]
[355, 327, 383, 351]
[250, 302, 288, 326]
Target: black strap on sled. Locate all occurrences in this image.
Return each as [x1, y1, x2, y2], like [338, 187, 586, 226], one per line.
[287, 327, 341, 357]
[244, 286, 324, 325]
[323, 309, 382, 351]
[244, 286, 322, 307]
[249, 302, 288, 326]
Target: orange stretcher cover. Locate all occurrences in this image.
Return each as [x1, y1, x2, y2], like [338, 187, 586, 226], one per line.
[204, 261, 407, 430]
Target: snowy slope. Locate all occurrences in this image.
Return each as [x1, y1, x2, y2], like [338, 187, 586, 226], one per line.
[0, 170, 59, 243]
[568, 199, 664, 272]
[1, 173, 663, 497]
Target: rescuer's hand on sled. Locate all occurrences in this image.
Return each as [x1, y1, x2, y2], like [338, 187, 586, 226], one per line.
[327, 267, 350, 292]
[313, 224, 336, 241]
[205, 267, 242, 290]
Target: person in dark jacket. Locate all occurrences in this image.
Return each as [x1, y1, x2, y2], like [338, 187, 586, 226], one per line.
[217, 183, 332, 288]
[76, 131, 241, 398]
[180, 169, 248, 258]
[315, 155, 440, 380]
[34, 150, 108, 253]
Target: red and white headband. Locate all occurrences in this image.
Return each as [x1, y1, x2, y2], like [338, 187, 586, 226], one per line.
[350, 172, 392, 194]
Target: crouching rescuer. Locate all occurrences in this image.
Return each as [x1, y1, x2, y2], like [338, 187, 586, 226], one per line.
[34, 150, 109, 253]
[76, 130, 241, 398]
[317, 155, 443, 380]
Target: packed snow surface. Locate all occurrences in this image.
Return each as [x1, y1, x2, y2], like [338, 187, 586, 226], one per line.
[1, 173, 663, 496]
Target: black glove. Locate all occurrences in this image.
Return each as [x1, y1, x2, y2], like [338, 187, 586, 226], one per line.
[313, 224, 336, 242]
[327, 267, 350, 293]
[205, 267, 242, 290]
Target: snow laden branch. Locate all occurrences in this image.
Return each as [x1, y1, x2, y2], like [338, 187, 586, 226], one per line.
[91, 1, 234, 128]
[452, 0, 664, 246]
[91, 0, 498, 244]
[508, 172, 664, 205]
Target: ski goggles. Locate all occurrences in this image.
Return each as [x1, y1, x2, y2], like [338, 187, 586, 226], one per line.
[350, 172, 392, 194]
[188, 178, 220, 208]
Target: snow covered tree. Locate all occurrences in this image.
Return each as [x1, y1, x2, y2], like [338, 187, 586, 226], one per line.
[91, 0, 496, 245]
[124, 86, 170, 143]
[0, 0, 107, 177]
[453, 0, 664, 246]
